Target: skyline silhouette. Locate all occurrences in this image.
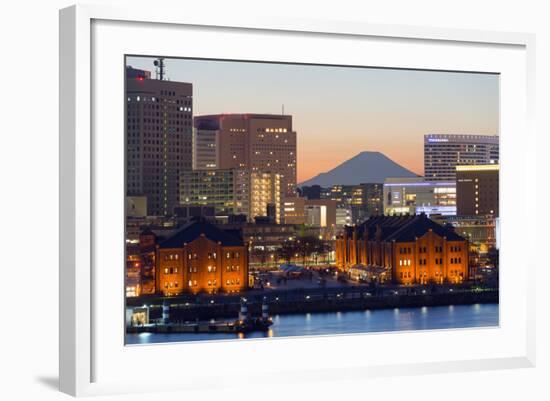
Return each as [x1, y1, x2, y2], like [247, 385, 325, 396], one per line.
[126, 56, 499, 182]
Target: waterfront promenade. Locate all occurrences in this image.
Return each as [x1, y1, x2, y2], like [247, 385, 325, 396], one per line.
[127, 280, 498, 323]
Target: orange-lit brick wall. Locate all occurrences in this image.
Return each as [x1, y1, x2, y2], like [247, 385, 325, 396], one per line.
[156, 234, 248, 295]
[336, 228, 468, 285]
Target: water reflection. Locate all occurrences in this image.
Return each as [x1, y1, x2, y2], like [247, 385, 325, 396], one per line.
[126, 303, 499, 345]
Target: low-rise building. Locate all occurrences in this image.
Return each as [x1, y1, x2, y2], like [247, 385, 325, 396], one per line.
[336, 207, 352, 227]
[282, 197, 337, 227]
[283, 197, 306, 224]
[152, 219, 249, 295]
[383, 177, 456, 216]
[335, 214, 468, 285]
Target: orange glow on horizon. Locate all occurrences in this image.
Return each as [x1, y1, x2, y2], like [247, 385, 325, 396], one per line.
[297, 145, 424, 184]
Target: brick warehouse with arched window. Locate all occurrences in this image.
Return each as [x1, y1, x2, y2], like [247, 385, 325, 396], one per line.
[335, 214, 468, 285]
[145, 219, 248, 295]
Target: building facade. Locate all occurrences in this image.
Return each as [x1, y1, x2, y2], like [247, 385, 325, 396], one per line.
[349, 183, 383, 222]
[433, 214, 497, 272]
[180, 169, 250, 218]
[193, 114, 297, 196]
[300, 185, 322, 200]
[126, 196, 148, 218]
[335, 214, 469, 285]
[282, 197, 338, 227]
[456, 164, 499, 217]
[283, 197, 307, 224]
[322, 183, 383, 224]
[250, 171, 283, 223]
[303, 199, 337, 228]
[153, 220, 248, 295]
[180, 169, 283, 223]
[126, 66, 193, 216]
[383, 177, 457, 216]
[336, 207, 352, 227]
[424, 134, 499, 181]
[192, 126, 219, 170]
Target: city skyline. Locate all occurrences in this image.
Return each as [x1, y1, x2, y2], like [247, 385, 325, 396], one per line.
[125, 57, 500, 343]
[126, 56, 499, 182]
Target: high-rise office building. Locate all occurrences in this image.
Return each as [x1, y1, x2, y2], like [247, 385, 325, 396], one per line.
[193, 114, 297, 196]
[180, 169, 250, 218]
[193, 119, 219, 170]
[424, 134, 499, 181]
[126, 66, 193, 216]
[180, 169, 283, 223]
[456, 164, 499, 217]
[126, 66, 151, 80]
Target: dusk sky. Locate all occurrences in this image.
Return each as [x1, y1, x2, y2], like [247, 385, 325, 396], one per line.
[127, 56, 499, 183]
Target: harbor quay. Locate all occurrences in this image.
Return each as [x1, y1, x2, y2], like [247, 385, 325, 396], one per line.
[126, 283, 498, 325]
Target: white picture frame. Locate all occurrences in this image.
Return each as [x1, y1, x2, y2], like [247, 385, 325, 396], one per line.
[59, 4, 536, 397]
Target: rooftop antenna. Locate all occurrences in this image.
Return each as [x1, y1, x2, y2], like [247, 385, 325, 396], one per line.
[153, 58, 166, 80]
[282, 104, 284, 115]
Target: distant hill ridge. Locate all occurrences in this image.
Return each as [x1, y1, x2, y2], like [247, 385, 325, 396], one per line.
[299, 151, 418, 187]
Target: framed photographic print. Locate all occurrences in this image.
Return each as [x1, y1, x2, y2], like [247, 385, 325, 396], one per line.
[59, 4, 536, 397]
